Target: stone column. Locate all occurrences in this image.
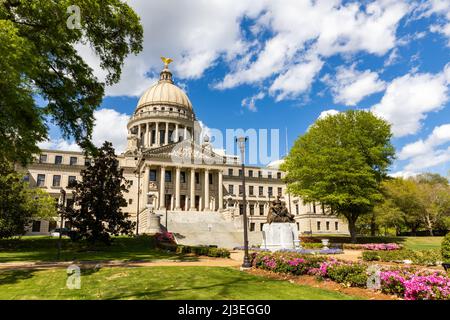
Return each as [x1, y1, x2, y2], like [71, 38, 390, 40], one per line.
[159, 166, 165, 209]
[204, 169, 209, 211]
[175, 124, 179, 142]
[175, 166, 181, 210]
[155, 122, 160, 147]
[165, 122, 169, 145]
[143, 165, 149, 209]
[138, 124, 142, 147]
[218, 170, 223, 211]
[190, 168, 196, 211]
[145, 123, 149, 147]
[148, 123, 153, 147]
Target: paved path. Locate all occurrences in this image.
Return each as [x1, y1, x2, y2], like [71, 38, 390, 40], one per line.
[0, 251, 245, 271]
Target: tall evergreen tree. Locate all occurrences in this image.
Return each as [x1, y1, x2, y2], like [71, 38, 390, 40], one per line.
[66, 142, 134, 244]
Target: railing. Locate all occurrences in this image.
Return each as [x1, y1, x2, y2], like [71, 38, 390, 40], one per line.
[130, 110, 195, 122]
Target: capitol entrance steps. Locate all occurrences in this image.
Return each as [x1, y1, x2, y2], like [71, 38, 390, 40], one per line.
[153, 210, 263, 249]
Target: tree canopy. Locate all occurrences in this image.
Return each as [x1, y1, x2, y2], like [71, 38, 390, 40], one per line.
[0, 0, 143, 169]
[281, 110, 395, 242]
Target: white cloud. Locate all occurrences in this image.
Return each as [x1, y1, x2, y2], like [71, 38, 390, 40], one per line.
[267, 159, 284, 169]
[324, 64, 386, 106]
[215, 0, 409, 100]
[269, 55, 324, 101]
[241, 92, 265, 112]
[389, 171, 418, 178]
[38, 139, 81, 152]
[424, 0, 450, 46]
[397, 123, 450, 173]
[318, 109, 340, 120]
[371, 67, 450, 137]
[39, 109, 130, 154]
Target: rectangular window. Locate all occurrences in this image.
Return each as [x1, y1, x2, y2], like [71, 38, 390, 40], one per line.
[326, 221, 330, 231]
[260, 223, 264, 231]
[128, 199, 133, 205]
[69, 157, 78, 166]
[32, 221, 41, 232]
[277, 187, 282, 197]
[250, 223, 255, 232]
[239, 204, 243, 215]
[335, 222, 339, 231]
[195, 172, 200, 184]
[151, 130, 156, 144]
[277, 172, 282, 179]
[259, 204, 265, 215]
[313, 202, 316, 213]
[68, 176, 76, 187]
[180, 171, 186, 183]
[168, 130, 174, 143]
[248, 170, 253, 177]
[209, 173, 213, 184]
[165, 171, 172, 182]
[228, 168, 233, 176]
[37, 174, 45, 187]
[239, 185, 243, 195]
[84, 158, 91, 166]
[249, 204, 254, 215]
[296, 204, 299, 215]
[52, 175, 61, 187]
[54, 155, 63, 165]
[317, 221, 321, 231]
[159, 130, 165, 144]
[48, 220, 57, 232]
[259, 186, 264, 196]
[322, 204, 326, 213]
[39, 154, 47, 163]
[258, 171, 262, 178]
[238, 169, 243, 177]
[267, 172, 272, 179]
[150, 170, 157, 181]
[268, 187, 273, 197]
[249, 186, 254, 196]
[297, 223, 300, 231]
[228, 185, 234, 195]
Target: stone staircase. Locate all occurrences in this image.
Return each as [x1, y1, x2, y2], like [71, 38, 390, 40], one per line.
[153, 210, 263, 249]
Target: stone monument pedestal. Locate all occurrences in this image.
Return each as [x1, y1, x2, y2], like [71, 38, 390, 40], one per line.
[147, 212, 162, 234]
[262, 223, 300, 252]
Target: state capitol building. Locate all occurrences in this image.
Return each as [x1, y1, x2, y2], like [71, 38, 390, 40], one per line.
[23, 62, 348, 247]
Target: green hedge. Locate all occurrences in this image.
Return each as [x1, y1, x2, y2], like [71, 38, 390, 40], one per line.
[441, 233, 450, 263]
[362, 248, 442, 266]
[157, 242, 230, 258]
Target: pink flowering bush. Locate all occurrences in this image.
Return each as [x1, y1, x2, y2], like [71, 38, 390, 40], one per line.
[361, 243, 401, 251]
[252, 252, 450, 300]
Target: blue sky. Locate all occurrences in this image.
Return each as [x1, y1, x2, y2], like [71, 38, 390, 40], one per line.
[41, 0, 450, 178]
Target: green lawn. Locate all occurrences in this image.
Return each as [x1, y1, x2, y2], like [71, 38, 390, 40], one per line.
[0, 236, 192, 263]
[401, 237, 443, 250]
[0, 266, 361, 300]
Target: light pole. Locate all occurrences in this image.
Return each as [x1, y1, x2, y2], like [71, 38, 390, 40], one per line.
[57, 189, 66, 260]
[235, 136, 251, 268]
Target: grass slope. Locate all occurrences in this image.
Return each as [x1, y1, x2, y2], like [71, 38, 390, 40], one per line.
[0, 266, 360, 300]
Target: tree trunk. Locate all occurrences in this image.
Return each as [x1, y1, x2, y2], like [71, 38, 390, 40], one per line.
[348, 218, 357, 243]
[370, 211, 376, 236]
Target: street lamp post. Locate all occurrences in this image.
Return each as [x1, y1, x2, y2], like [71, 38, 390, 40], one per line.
[57, 189, 66, 260]
[235, 137, 251, 269]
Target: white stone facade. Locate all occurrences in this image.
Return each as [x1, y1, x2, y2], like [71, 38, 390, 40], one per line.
[22, 63, 349, 238]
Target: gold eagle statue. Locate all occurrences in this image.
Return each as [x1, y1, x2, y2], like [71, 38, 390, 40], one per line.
[161, 56, 173, 68]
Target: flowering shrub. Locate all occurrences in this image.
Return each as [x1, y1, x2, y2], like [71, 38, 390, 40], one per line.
[155, 231, 175, 243]
[361, 243, 401, 251]
[252, 252, 450, 300]
[362, 249, 442, 266]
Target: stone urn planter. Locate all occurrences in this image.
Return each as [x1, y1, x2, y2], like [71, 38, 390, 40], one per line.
[321, 239, 330, 250]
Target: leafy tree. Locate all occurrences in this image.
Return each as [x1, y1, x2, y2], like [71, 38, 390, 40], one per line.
[65, 141, 134, 244]
[0, 0, 143, 168]
[281, 110, 395, 242]
[413, 175, 450, 236]
[0, 170, 57, 238]
[380, 178, 424, 235]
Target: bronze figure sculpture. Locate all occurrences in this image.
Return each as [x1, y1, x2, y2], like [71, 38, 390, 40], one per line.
[267, 196, 295, 223]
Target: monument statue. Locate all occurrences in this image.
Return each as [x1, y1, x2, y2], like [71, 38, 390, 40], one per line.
[161, 56, 173, 68]
[267, 196, 295, 223]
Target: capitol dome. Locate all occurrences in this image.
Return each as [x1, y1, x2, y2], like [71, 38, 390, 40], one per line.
[135, 65, 192, 112]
